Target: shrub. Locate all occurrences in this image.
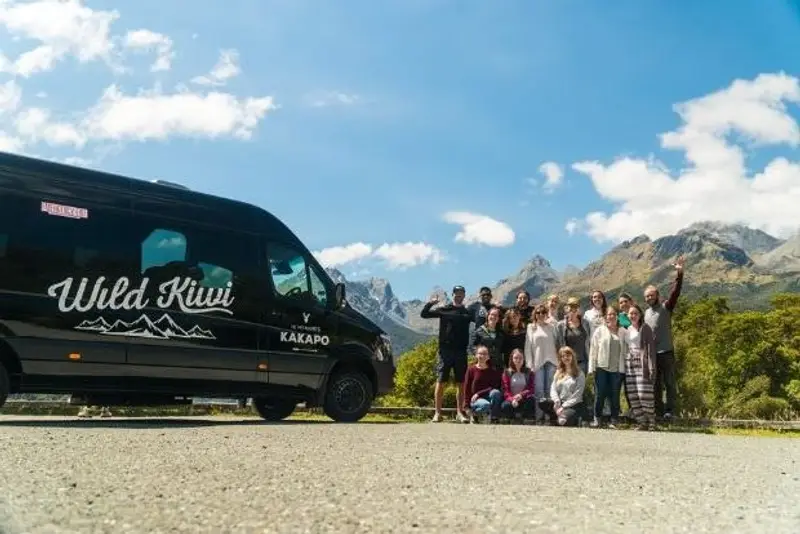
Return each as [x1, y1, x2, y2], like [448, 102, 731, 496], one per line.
[392, 339, 461, 408]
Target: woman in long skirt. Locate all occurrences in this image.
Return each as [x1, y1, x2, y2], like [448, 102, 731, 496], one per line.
[624, 304, 657, 430]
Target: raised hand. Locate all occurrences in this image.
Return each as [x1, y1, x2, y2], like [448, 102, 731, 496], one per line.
[673, 255, 685, 272]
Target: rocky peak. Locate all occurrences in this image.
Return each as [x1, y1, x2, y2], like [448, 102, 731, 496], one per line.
[325, 268, 347, 284]
[653, 232, 751, 267]
[680, 221, 783, 255]
[527, 254, 552, 268]
[492, 255, 561, 306]
[367, 277, 406, 319]
[754, 233, 800, 273]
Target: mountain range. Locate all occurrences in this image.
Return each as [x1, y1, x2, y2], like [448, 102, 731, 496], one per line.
[328, 221, 800, 355]
[75, 313, 216, 340]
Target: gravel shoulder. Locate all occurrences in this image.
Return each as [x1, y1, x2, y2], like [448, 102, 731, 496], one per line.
[1, 415, 798, 534]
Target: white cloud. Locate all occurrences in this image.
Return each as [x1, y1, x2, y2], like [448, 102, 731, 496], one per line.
[0, 131, 23, 153]
[314, 242, 373, 268]
[123, 29, 174, 72]
[538, 161, 564, 193]
[0, 2, 276, 160]
[565, 218, 581, 235]
[15, 107, 85, 147]
[570, 72, 800, 243]
[442, 211, 515, 247]
[81, 85, 275, 142]
[191, 49, 240, 87]
[313, 241, 444, 270]
[0, 0, 120, 77]
[0, 80, 22, 114]
[373, 242, 444, 270]
[308, 91, 360, 108]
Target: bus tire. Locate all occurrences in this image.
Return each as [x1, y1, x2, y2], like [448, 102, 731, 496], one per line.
[252, 397, 297, 421]
[323, 369, 372, 423]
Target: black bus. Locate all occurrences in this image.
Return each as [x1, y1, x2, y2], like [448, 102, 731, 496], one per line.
[0, 151, 395, 422]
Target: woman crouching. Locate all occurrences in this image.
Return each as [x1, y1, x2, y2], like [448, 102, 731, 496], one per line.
[501, 348, 535, 422]
[463, 344, 503, 423]
[540, 347, 586, 427]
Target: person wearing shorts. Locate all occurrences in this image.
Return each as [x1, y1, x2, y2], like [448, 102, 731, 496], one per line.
[420, 285, 473, 423]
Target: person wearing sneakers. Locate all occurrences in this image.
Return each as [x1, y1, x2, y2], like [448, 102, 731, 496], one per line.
[463, 345, 503, 424]
[420, 285, 473, 423]
[77, 405, 112, 418]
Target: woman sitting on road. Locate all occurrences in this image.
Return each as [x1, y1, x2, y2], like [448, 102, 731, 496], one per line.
[470, 307, 505, 370]
[540, 347, 586, 427]
[624, 304, 657, 430]
[588, 305, 628, 428]
[501, 348, 535, 421]
[463, 344, 503, 424]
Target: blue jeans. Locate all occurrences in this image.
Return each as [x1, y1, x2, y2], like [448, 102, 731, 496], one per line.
[470, 389, 503, 419]
[594, 368, 623, 420]
[534, 362, 556, 420]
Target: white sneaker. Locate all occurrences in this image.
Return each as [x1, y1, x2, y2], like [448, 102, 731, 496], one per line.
[77, 406, 92, 418]
[456, 412, 469, 424]
[99, 407, 112, 418]
[431, 412, 443, 423]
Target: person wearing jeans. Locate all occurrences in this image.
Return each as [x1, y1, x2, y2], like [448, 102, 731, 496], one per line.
[644, 256, 685, 421]
[463, 345, 503, 423]
[524, 305, 559, 424]
[588, 305, 628, 428]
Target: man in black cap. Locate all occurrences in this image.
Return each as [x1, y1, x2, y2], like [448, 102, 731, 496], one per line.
[420, 284, 473, 423]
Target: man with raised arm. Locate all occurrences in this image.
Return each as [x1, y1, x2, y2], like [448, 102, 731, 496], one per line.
[644, 256, 685, 422]
[421, 285, 473, 423]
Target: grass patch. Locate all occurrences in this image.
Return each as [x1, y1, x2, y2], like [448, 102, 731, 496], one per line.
[707, 427, 800, 438]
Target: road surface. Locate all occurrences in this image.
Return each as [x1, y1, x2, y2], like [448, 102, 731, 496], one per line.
[0, 415, 797, 533]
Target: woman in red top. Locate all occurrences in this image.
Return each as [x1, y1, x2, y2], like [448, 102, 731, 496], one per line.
[501, 348, 536, 422]
[463, 344, 503, 423]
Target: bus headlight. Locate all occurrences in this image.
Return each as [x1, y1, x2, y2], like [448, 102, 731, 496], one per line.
[377, 333, 393, 363]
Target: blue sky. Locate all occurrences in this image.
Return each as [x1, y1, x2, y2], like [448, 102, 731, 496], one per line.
[2, 0, 800, 301]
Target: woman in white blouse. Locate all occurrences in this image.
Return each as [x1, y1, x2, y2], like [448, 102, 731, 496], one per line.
[588, 304, 628, 428]
[524, 304, 559, 424]
[582, 289, 608, 337]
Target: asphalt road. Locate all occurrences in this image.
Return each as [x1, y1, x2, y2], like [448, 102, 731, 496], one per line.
[0, 416, 798, 534]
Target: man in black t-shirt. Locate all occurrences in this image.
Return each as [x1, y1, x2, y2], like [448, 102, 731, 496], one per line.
[467, 286, 498, 329]
[514, 289, 535, 325]
[420, 285, 473, 423]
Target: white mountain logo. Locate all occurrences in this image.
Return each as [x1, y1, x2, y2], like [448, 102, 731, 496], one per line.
[74, 313, 216, 340]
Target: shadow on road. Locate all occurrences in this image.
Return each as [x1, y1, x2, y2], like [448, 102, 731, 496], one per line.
[0, 418, 399, 429]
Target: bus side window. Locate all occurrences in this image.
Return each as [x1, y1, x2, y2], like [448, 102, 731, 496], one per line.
[141, 229, 187, 273]
[308, 263, 330, 308]
[266, 242, 310, 301]
[197, 262, 233, 288]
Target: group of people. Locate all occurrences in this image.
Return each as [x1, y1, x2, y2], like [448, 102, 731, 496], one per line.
[420, 256, 685, 430]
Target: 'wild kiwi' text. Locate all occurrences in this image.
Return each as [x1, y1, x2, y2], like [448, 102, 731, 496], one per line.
[46, 276, 235, 315]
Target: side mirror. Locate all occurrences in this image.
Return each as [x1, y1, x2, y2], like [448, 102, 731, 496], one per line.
[334, 282, 346, 309]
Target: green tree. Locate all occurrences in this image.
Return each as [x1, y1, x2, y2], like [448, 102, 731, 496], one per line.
[672, 293, 799, 418]
[389, 338, 462, 408]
